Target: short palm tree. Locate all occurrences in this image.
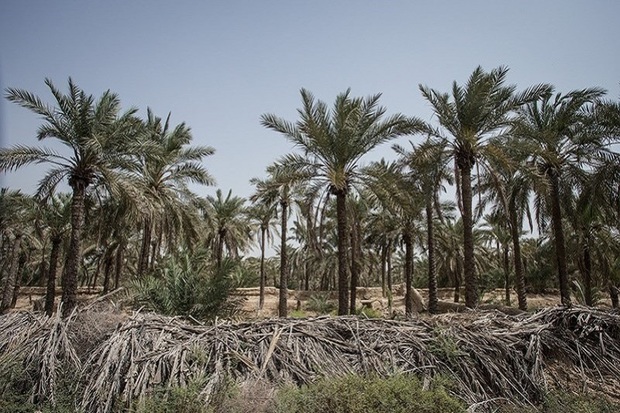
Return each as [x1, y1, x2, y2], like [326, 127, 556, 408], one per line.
[262, 88, 421, 315]
[203, 189, 250, 268]
[1, 79, 141, 315]
[420, 66, 550, 308]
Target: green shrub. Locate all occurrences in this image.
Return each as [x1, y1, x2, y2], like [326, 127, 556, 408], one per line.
[356, 306, 382, 318]
[306, 293, 336, 314]
[130, 253, 241, 321]
[131, 379, 210, 413]
[273, 374, 465, 413]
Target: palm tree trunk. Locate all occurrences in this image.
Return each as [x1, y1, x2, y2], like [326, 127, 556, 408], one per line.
[138, 218, 152, 277]
[335, 191, 349, 315]
[583, 240, 592, 306]
[503, 244, 511, 306]
[39, 244, 47, 287]
[349, 222, 360, 314]
[460, 164, 478, 308]
[11, 251, 27, 308]
[509, 202, 527, 310]
[426, 201, 438, 314]
[102, 249, 114, 294]
[62, 181, 87, 317]
[381, 245, 387, 298]
[454, 253, 462, 303]
[387, 240, 393, 294]
[114, 241, 125, 290]
[217, 228, 226, 268]
[1, 233, 22, 313]
[259, 226, 266, 310]
[549, 174, 571, 306]
[45, 236, 62, 316]
[279, 200, 288, 317]
[403, 229, 414, 317]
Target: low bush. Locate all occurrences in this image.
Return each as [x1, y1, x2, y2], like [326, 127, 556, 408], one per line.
[130, 252, 242, 321]
[272, 374, 465, 413]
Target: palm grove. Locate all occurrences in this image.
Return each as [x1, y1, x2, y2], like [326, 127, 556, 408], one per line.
[1, 67, 619, 319]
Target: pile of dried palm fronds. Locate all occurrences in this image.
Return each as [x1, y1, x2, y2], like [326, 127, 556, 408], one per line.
[2, 306, 620, 412]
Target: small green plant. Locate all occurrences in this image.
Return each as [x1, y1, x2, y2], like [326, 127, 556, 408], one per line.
[428, 328, 468, 362]
[273, 374, 465, 413]
[130, 252, 242, 321]
[290, 309, 307, 318]
[356, 306, 382, 318]
[306, 293, 336, 314]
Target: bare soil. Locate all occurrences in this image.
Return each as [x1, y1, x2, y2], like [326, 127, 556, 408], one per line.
[12, 285, 611, 318]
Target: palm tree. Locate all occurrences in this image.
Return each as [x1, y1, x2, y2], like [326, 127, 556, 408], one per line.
[38, 193, 72, 315]
[513, 88, 613, 306]
[395, 138, 453, 314]
[0, 189, 32, 313]
[203, 189, 250, 268]
[365, 160, 423, 317]
[134, 109, 215, 276]
[245, 201, 276, 310]
[1, 79, 141, 315]
[420, 66, 550, 308]
[262, 88, 421, 315]
[250, 164, 294, 317]
[476, 153, 534, 311]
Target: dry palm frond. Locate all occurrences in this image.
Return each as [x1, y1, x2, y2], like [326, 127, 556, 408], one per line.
[79, 306, 620, 412]
[2, 305, 620, 412]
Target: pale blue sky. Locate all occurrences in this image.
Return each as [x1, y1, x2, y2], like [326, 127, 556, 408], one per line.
[1, 1, 619, 199]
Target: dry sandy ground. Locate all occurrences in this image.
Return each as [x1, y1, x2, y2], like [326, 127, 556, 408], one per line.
[12, 285, 607, 318]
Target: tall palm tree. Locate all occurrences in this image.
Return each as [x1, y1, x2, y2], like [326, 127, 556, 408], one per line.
[395, 138, 453, 314]
[476, 151, 534, 311]
[513, 88, 613, 306]
[250, 164, 294, 317]
[420, 66, 550, 308]
[262, 88, 421, 315]
[134, 109, 215, 276]
[1, 79, 141, 315]
[245, 201, 276, 310]
[365, 160, 423, 317]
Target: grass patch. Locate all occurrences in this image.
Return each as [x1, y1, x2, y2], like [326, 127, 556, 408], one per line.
[273, 374, 464, 413]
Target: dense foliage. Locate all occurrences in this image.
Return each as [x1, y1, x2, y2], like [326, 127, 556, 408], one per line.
[0, 67, 619, 319]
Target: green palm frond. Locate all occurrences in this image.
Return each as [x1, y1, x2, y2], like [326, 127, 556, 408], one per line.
[0, 145, 69, 171]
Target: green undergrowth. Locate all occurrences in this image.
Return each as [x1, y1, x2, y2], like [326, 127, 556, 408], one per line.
[272, 374, 464, 413]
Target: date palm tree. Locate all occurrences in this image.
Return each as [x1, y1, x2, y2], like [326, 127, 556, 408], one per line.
[203, 189, 250, 268]
[39, 193, 72, 315]
[0, 189, 32, 313]
[1, 79, 141, 315]
[245, 200, 276, 310]
[262, 88, 421, 315]
[513, 88, 613, 306]
[250, 164, 294, 317]
[395, 138, 453, 313]
[420, 66, 550, 308]
[133, 109, 215, 276]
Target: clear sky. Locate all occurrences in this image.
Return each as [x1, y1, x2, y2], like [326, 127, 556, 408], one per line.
[1, 1, 619, 200]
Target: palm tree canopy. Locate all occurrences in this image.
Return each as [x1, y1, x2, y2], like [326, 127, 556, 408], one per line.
[1, 78, 143, 197]
[420, 66, 551, 167]
[261, 88, 423, 194]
